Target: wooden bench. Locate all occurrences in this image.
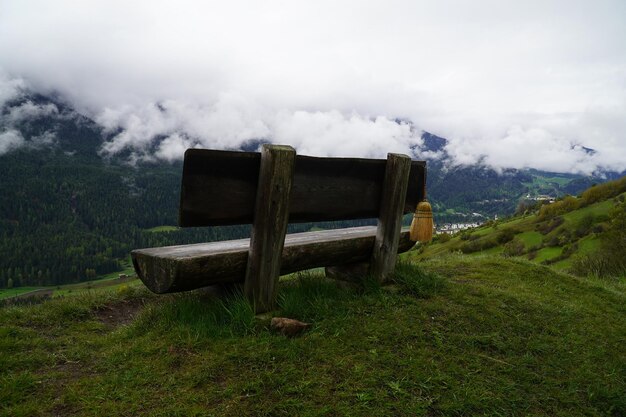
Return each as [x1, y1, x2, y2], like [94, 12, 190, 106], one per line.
[132, 144, 427, 312]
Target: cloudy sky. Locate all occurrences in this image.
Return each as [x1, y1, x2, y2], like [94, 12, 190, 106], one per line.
[1, 0, 625, 173]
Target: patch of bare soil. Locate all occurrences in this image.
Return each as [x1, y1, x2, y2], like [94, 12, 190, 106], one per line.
[94, 298, 146, 329]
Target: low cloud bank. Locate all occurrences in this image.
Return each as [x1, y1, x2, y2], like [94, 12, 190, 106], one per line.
[1, 74, 624, 175]
[445, 124, 626, 175]
[97, 96, 424, 163]
[95, 95, 625, 175]
[0, 73, 59, 155]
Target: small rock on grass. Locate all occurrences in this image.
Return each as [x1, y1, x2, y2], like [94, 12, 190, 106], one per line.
[270, 317, 312, 337]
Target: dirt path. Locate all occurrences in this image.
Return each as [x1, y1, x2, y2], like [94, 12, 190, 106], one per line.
[94, 298, 146, 329]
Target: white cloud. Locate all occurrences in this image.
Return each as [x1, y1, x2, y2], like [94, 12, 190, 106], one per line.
[446, 126, 593, 173]
[30, 131, 56, 148]
[0, 129, 25, 155]
[154, 133, 194, 163]
[97, 96, 422, 162]
[0, 70, 23, 108]
[0, 78, 59, 153]
[0, 0, 625, 172]
[271, 111, 420, 158]
[5, 101, 58, 124]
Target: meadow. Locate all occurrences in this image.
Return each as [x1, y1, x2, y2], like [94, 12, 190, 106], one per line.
[2, 256, 624, 416]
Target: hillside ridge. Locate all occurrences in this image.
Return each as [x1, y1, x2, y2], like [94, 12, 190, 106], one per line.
[415, 175, 626, 278]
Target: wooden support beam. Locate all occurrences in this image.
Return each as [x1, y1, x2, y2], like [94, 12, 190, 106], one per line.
[244, 144, 295, 313]
[369, 153, 412, 283]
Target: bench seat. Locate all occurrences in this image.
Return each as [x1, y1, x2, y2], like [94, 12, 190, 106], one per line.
[132, 226, 415, 294]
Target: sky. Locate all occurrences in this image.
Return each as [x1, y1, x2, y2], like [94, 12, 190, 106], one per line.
[1, 0, 625, 173]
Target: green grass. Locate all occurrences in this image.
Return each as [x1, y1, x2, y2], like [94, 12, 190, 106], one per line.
[0, 287, 43, 300]
[551, 258, 573, 271]
[534, 246, 563, 263]
[144, 225, 179, 232]
[562, 198, 615, 224]
[2, 257, 625, 416]
[468, 244, 504, 256]
[523, 174, 573, 188]
[419, 192, 625, 279]
[577, 236, 602, 255]
[517, 230, 543, 249]
[51, 278, 142, 297]
[471, 225, 497, 236]
[2, 259, 138, 300]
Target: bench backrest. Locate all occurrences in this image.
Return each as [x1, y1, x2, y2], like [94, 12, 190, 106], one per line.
[179, 148, 426, 227]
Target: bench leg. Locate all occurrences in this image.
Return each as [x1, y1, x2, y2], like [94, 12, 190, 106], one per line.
[370, 153, 411, 283]
[244, 144, 296, 313]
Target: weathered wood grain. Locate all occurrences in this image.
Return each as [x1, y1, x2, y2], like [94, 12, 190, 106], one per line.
[179, 149, 426, 227]
[244, 145, 295, 312]
[131, 226, 416, 294]
[369, 153, 412, 282]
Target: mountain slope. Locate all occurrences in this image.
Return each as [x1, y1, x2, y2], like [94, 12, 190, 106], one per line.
[412, 175, 626, 277]
[0, 94, 255, 286]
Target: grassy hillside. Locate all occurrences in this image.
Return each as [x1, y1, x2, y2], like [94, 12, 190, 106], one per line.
[415, 179, 626, 276]
[2, 256, 625, 416]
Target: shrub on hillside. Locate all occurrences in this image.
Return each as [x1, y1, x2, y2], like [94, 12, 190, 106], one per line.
[580, 176, 626, 206]
[503, 239, 525, 257]
[496, 228, 517, 244]
[539, 196, 579, 218]
[460, 237, 498, 254]
[570, 201, 626, 278]
[536, 216, 564, 235]
[591, 224, 605, 234]
[575, 214, 594, 238]
[545, 235, 561, 247]
[515, 199, 541, 216]
[435, 233, 452, 243]
[560, 229, 573, 244]
[570, 254, 618, 278]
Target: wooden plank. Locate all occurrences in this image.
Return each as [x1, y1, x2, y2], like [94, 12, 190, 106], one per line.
[131, 226, 416, 294]
[290, 155, 385, 222]
[369, 153, 412, 282]
[179, 148, 426, 227]
[244, 144, 295, 312]
[179, 149, 260, 227]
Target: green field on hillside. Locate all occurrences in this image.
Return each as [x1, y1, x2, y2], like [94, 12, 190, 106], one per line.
[534, 246, 562, 263]
[0, 261, 138, 301]
[419, 189, 626, 274]
[516, 230, 543, 249]
[144, 225, 179, 233]
[1, 256, 624, 416]
[562, 198, 614, 224]
[0, 287, 43, 300]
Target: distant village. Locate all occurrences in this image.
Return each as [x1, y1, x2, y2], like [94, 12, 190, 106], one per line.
[435, 222, 481, 234]
[525, 194, 556, 203]
[435, 193, 558, 235]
